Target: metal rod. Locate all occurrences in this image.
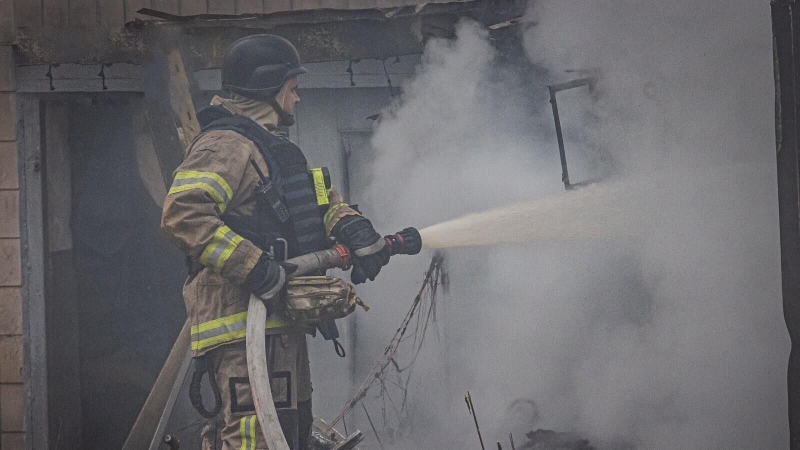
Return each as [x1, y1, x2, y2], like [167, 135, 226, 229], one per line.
[361, 403, 386, 450]
[548, 87, 570, 189]
[547, 77, 598, 191]
[549, 77, 597, 93]
[465, 392, 486, 450]
[148, 351, 193, 450]
[509, 433, 517, 450]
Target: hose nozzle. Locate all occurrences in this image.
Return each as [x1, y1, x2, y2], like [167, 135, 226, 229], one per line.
[384, 227, 422, 256]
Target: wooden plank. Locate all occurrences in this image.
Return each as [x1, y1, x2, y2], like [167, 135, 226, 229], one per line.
[0, 93, 15, 141]
[343, 0, 380, 9]
[125, 0, 153, 23]
[0, 191, 19, 238]
[263, 0, 292, 13]
[166, 48, 201, 147]
[121, 321, 190, 450]
[0, 289, 21, 337]
[17, 77, 143, 92]
[12, 0, 41, 28]
[0, 240, 20, 286]
[69, 0, 99, 29]
[375, 0, 419, 6]
[16, 62, 145, 93]
[143, 100, 185, 186]
[1, 432, 24, 449]
[0, 142, 17, 189]
[0, 384, 23, 432]
[17, 95, 49, 450]
[0, 46, 14, 91]
[0, 0, 15, 43]
[179, 0, 207, 15]
[98, 0, 125, 28]
[195, 66, 413, 90]
[44, 102, 71, 252]
[43, 0, 70, 28]
[295, 0, 342, 9]
[152, 0, 180, 14]
[0, 336, 23, 382]
[207, 0, 235, 14]
[133, 102, 168, 208]
[236, 0, 263, 14]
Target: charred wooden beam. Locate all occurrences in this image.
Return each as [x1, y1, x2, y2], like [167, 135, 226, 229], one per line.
[14, 27, 146, 66]
[13, 0, 525, 66]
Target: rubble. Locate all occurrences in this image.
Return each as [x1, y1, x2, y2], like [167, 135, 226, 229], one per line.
[518, 429, 595, 450]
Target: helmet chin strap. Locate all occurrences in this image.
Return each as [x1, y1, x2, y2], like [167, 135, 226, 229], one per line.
[267, 96, 296, 127]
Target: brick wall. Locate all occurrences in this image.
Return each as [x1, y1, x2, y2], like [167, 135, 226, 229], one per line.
[0, 1, 23, 447]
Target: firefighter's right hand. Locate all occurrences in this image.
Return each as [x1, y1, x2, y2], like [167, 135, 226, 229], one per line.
[244, 255, 297, 301]
[332, 216, 390, 284]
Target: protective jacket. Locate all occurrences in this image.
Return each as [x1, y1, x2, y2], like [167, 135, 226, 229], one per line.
[161, 96, 359, 356]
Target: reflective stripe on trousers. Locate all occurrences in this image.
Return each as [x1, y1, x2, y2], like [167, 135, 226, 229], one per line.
[191, 311, 290, 351]
[239, 415, 257, 450]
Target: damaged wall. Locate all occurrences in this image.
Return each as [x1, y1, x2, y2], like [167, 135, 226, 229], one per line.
[0, 19, 24, 450]
[12, 0, 468, 28]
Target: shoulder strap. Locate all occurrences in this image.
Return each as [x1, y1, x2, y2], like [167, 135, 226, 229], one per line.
[199, 109, 288, 185]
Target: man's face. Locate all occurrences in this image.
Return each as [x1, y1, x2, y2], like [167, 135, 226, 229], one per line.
[282, 77, 300, 115]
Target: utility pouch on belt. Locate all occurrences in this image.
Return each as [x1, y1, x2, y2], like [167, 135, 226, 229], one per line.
[283, 276, 368, 324]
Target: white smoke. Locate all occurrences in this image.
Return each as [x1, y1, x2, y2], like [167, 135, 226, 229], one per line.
[340, 2, 788, 449]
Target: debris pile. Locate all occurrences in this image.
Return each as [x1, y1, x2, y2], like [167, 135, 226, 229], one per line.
[518, 429, 596, 450]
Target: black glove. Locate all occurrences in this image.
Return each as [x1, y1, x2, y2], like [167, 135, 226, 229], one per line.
[333, 216, 391, 285]
[243, 255, 297, 300]
[350, 246, 391, 285]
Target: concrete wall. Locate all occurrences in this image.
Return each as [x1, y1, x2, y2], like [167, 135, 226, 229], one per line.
[0, 12, 23, 450]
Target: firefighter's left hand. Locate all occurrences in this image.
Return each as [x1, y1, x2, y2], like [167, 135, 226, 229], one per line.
[244, 256, 297, 300]
[351, 245, 391, 284]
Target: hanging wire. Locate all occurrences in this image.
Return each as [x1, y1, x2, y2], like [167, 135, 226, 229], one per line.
[46, 64, 55, 90]
[362, 403, 386, 450]
[328, 252, 447, 433]
[98, 64, 108, 90]
[382, 58, 396, 97]
[346, 60, 356, 87]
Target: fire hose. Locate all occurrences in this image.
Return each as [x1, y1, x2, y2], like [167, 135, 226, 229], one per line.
[246, 228, 421, 450]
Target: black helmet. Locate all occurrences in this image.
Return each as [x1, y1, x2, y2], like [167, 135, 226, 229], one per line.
[222, 34, 307, 102]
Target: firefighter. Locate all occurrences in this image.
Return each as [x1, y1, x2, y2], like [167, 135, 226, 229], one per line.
[161, 34, 391, 450]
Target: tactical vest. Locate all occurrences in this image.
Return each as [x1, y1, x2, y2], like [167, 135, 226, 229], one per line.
[198, 105, 331, 257]
[196, 106, 341, 341]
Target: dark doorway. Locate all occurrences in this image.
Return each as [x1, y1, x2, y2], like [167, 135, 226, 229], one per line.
[40, 95, 186, 449]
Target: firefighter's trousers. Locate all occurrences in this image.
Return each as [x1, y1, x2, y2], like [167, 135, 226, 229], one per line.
[208, 332, 313, 450]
